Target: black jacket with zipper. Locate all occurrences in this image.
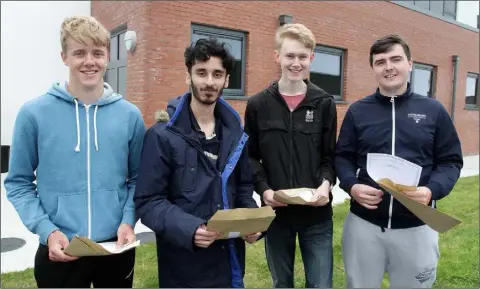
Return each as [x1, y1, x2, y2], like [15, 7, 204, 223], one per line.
[334, 84, 463, 229]
[244, 79, 337, 225]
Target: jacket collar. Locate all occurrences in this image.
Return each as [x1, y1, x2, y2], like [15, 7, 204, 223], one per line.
[267, 78, 332, 107]
[167, 92, 243, 136]
[374, 82, 413, 102]
[166, 93, 244, 171]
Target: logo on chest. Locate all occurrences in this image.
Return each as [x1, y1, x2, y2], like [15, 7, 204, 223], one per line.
[305, 110, 314, 122]
[408, 113, 426, 123]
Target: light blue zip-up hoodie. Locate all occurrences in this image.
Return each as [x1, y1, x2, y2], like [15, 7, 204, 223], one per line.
[4, 82, 146, 245]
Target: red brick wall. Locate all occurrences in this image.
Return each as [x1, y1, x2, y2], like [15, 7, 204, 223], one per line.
[92, 1, 479, 155]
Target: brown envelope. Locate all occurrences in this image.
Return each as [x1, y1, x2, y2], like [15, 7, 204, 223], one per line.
[274, 188, 327, 205]
[207, 206, 276, 239]
[377, 178, 462, 233]
[64, 236, 140, 257]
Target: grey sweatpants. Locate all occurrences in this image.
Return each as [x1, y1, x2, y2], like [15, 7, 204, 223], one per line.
[342, 212, 440, 288]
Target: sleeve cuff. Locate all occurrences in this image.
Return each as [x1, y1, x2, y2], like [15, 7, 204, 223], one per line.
[122, 210, 136, 228]
[342, 177, 358, 196]
[35, 218, 59, 245]
[321, 172, 335, 187]
[185, 218, 207, 252]
[255, 181, 271, 197]
[426, 182, 442, 201]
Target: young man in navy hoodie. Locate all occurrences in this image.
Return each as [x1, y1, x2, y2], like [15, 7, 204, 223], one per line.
[335, 35, 463, 288]
[4, 16, 145, 288]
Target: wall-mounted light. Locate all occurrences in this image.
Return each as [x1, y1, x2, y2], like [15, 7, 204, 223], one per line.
[279, 14, 293, 26]
[124, 30, 137, 53]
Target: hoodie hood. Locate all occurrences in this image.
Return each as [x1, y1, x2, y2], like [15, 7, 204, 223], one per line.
[47, 82, 123, 152]
[4, 81, 146, 245]
[48, 82, 122, 106]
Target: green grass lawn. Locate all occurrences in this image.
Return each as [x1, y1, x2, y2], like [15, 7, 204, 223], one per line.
[1, 176, 478, 288]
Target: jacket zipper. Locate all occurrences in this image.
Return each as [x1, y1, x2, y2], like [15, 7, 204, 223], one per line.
[85, 104, 92, 239]
[289, 111, 293, 188]
[274, 89, 317, 189]
[168, 127, 243, 210]
[387, 96, 396, 229]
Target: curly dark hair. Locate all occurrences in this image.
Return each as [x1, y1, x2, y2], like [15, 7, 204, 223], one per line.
[184, 38, 235, 75]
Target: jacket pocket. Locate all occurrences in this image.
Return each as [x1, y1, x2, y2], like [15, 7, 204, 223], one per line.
[258, 119, 288, 131]
[91, 189, 122, 241]
[181, 148, 198, 192]
[295, 121, 322, 133]
[52, 192, 87, 238]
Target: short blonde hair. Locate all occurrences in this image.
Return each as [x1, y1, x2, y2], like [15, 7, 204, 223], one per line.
[275, 23, 316, 51]
[60, 16, 110, 53]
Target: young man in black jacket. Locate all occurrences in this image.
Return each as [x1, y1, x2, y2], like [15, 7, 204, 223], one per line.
[244, 23, 337, 288]
[335, 35, 463, 288]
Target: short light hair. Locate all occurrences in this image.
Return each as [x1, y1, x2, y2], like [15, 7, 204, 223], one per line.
[275, 23, 316, 51]
[60, 16, 110, 53]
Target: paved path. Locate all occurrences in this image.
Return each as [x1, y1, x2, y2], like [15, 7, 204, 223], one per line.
[1, 155, 478, 273]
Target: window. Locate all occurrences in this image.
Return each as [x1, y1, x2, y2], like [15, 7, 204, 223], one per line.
[465, 73, 479, 107]
[410, 1, 457, 19]
[105, 25, 127, 98]
[191, 24, 246, 97]
[310, 46, 345, 101]
[443, 1, 457, 19]
[409, 63, 434, 97]
[429, 1, 444, 15]
[414, 1, 430, 10]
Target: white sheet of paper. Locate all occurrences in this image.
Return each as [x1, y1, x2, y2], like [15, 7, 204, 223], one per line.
[366, 153, 422, 186]
[227, 232, 240, 239]
[98, 240, 140, 253]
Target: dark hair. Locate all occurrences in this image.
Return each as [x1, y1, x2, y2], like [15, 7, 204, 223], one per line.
[369, 35, 411, 67]
[184, 38, 235, 75]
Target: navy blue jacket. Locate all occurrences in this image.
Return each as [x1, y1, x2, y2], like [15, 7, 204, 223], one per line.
[335, 85, 463, 229]
[134, 93, 258, 288]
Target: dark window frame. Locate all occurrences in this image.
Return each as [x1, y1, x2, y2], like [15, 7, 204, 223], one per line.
[465, 72, 479, 109]
[190, 24, 247, 99]
[442, 1, 457, 19]
[108, 24, 128, 68]
[410, 62, 435, 98]
[390, 1, 477, 32]
[105, 24, 128, 98]
[412, 1, 457, 19]
[310, 45, 346, 102]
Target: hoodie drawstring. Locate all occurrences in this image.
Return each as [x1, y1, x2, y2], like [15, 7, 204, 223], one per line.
[93, 105, 99, 151]
[73, 100, 99, 152]
[74, 99, 81, 152]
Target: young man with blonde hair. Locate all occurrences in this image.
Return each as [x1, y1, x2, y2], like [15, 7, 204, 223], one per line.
[5, 16, 145, 288]
[245, 23, 337, 288]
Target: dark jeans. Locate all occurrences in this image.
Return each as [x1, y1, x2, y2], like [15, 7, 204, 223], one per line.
[265, 217, 333, 288]
[34, 242, 135, 288]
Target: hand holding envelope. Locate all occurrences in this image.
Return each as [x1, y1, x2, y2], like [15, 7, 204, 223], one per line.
[206, 206, 276, 240]
[63, 236, 140, 257]
[273, 188, 328, 205]
[310, 182, 331, 207]
[367, 153, 462, 233]
[194, 224, 221, 248]
[401, 186, 432, 205]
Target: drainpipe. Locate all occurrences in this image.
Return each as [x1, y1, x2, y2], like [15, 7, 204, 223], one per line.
[451, 55, 459, 122]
